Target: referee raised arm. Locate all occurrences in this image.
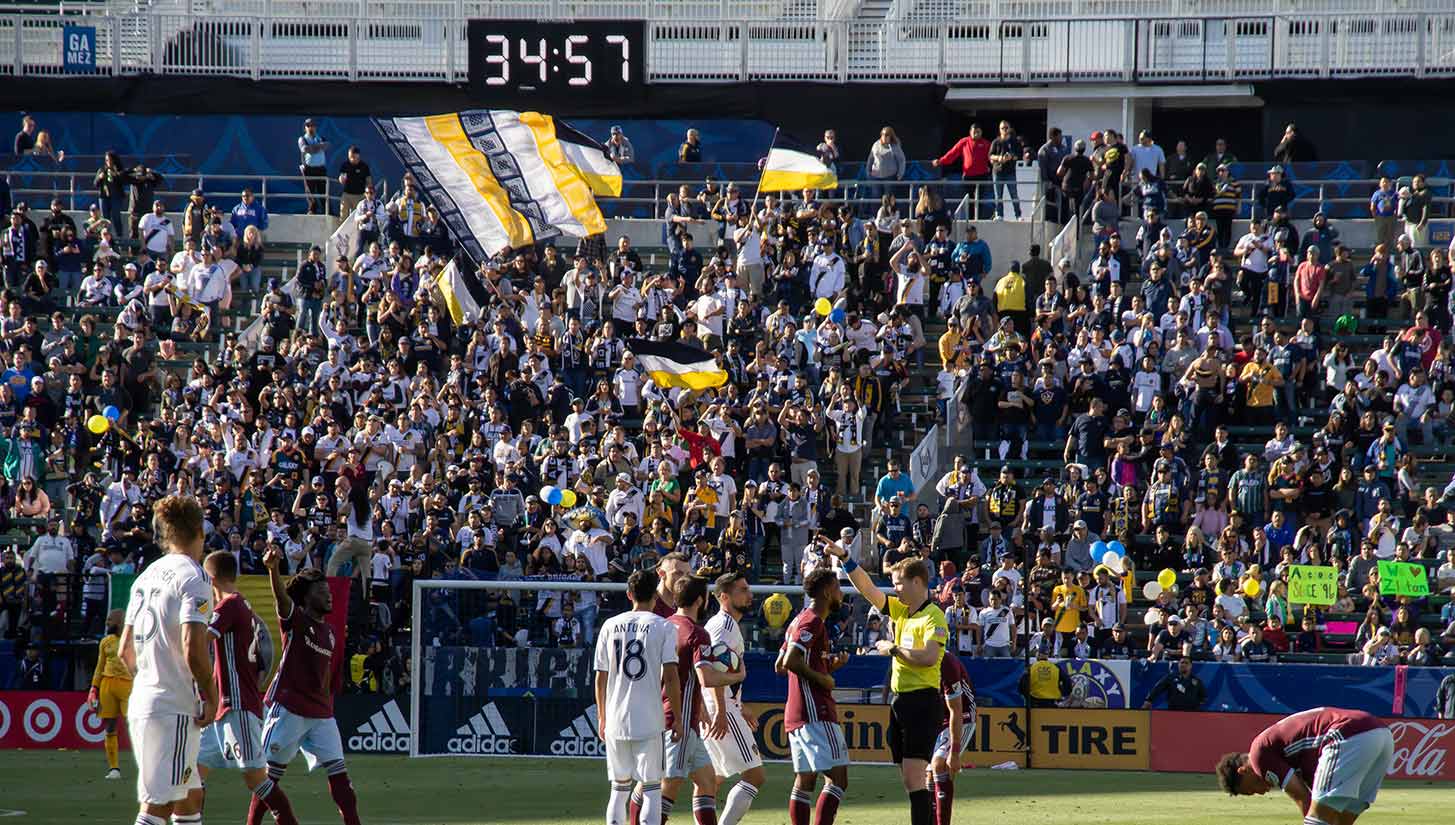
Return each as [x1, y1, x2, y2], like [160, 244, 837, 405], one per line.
[825, 539, 948, 825]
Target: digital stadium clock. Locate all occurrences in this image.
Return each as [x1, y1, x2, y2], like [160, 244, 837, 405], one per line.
[466, 21, 646, 99]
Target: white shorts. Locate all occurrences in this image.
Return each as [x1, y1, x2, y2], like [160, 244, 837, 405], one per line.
[705, 709, 763, 778]
[198, 709, 265, 771]
[1312, 727, 1395, 814]
[606, 736, 665, 783]
[665, 729, 713, 779]
[933, 722, 977, 762]
[260, 704, 345, 771]
[788, 721, 849, 775]
[130, 713, 203, 806]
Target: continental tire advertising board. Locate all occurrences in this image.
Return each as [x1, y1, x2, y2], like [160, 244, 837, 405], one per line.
[741, 703, 1029, 767]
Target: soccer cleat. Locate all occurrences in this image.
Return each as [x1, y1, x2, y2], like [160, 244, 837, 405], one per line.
[105, 768, 122, 780]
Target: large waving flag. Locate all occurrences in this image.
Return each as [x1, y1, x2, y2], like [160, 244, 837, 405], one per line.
[758, 132, 837, 193]
[373, 110, 621, 261]
[627, 338, 728, 391]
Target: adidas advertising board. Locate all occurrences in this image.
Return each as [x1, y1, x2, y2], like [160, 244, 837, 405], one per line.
[549, 704, 605, 757]
[447, 702, 520, 754]
[347, 699, 413, 753]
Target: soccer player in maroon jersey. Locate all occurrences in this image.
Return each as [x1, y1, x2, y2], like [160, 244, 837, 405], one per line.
[1216, 707, 1395, 825]
[773, 568, 850, 825]
[253, 548, 362, 825]
[630, 551, 693, 825]
[661, 575, 742, 825]
[196, 551, 299, 825]
[928, 652, 974, 825]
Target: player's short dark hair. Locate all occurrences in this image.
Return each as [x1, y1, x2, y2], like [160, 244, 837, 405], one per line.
[891, 558, 932, 586]
[673, 575, 708, 611]
[286, 567, 327, 606]
[804, 568, 838, 600]
[658, 551, 690, 568]
[152, 495, 204, 551]
[627, 569, 659, 603]
[1214, 752, 1247, 795]
[204, 550, 237, 582]
[715, 571, 745, 593]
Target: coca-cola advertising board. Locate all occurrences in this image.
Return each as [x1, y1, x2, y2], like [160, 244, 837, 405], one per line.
[0, 692, 126, 750]
[1150, 711, 1455, 780]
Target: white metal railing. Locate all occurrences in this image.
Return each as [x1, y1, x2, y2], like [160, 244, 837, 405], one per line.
[14, 11, 1455, 82]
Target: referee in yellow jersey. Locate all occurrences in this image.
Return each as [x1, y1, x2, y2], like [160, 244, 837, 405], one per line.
[89, 608, 133, 780]
[826, 539, 948, 825]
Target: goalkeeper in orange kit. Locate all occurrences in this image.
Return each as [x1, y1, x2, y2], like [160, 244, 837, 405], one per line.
[88, 608, 133, 779]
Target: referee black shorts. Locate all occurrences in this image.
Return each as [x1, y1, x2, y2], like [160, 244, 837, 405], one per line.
[888, 688, 944, 764]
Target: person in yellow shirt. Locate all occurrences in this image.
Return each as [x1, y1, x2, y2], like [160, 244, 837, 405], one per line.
[1238, 345, 1284, 426]
[826, 544, 948, 825]
[88, 608, 133, 779]
[994, 261, 1029, 336]
[1050, 569, 1087, 654]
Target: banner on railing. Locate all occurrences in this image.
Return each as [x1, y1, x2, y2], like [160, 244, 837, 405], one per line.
[62, 26, 97, 74]
[1028, 708, 1150, 770]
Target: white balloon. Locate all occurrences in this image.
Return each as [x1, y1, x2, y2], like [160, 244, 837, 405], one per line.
[1142, 580, 1164, 600]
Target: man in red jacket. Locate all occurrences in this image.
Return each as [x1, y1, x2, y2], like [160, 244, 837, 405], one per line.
[932, 124, 992, 220]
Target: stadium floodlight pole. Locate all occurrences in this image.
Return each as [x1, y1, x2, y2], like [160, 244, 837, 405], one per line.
[748, 126, 781, 216]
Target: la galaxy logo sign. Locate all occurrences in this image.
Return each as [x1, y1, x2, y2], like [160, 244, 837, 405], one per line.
[1059, 659, 1130, 709]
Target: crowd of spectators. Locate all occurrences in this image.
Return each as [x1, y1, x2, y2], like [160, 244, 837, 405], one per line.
[1, 113, 1453, 693]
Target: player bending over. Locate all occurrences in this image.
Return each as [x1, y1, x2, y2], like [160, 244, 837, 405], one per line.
[254, 548, 361, 825]
[703, 572, 765, 825]
[118, 495, 217, 825]
[1217, 707, 1394, 825]
[928, 651, 975, 825]
[90, 608, 133, 780]
[195, 550, 298, 825]
[596, 568, 682, 825]
[774, 568, 850, 825]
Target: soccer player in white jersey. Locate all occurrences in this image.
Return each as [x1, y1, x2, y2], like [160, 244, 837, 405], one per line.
[703, 571, 766, 825]
[118, 496, 218, 825]
[595, 569, 683, 825]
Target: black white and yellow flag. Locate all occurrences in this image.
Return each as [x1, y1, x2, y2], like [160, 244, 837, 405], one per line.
[435, 259, 489, 325]
[627, 338, 728, 391]
[373, 110, 622, 261]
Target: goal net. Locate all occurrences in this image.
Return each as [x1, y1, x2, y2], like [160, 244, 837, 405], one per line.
[406, 577, 883, 759]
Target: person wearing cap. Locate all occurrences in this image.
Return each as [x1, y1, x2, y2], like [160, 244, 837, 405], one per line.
[298, 117, 330, 214]
[136, 197, 175, 259]
[605, 472, 644, 531]
[603, 124, 634, 165]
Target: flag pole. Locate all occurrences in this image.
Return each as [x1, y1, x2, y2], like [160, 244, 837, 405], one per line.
[749, 127, 781, 217]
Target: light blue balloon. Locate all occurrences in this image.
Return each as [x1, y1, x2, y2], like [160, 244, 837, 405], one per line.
[829, 308, 846, 324]
[1107, 540, 1126, 556]
[103, 405, 120, 421]
[1090, 540, 1109, 557]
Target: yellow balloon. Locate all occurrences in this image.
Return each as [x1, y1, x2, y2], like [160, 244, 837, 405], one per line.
[1243, 578, 1262, 597]
[814, 297, 832, 316]
[762, 593, 793, 628]
[1157, 568, 1177, 589]
[87, 414, 109, 434]
[560, 489, 577, 508]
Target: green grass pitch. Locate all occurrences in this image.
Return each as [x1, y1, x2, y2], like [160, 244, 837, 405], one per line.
[3, 751, 1450, 824]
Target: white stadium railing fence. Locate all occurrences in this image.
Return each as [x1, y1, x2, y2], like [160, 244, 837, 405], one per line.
[11, 9, 1455, 83]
